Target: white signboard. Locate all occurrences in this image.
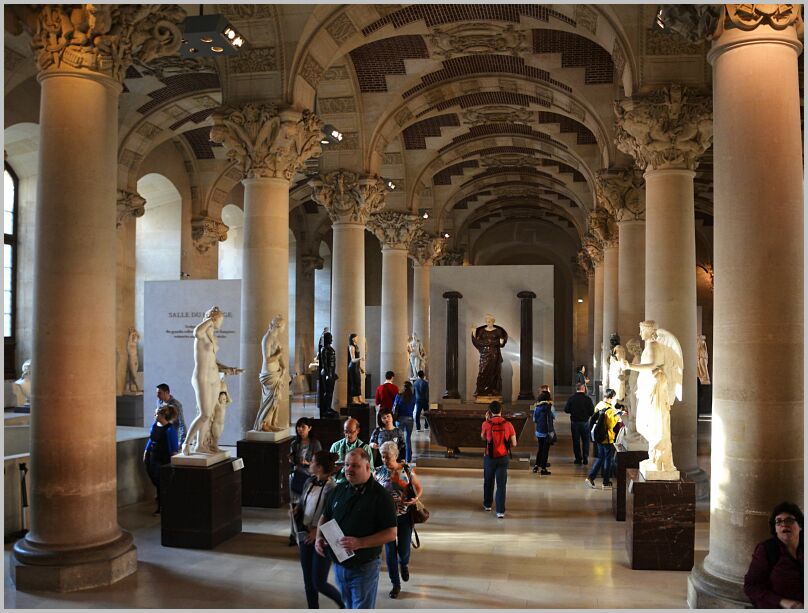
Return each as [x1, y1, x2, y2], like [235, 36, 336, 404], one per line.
[144, 280, 243, 446]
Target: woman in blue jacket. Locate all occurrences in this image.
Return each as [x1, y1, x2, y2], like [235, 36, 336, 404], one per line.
[392, 380, 417, 463]
[532, 390, 555, 475]
[143, 404, 180, 515]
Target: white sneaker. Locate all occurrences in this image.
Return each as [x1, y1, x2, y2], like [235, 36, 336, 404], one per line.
[483, 506, 492, 512]
[496, 513, 505, 519]
[584, 478, 596, 489]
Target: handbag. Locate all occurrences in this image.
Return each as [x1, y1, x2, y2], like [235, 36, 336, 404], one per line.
[289, 469, 309, 496]
[403, 464, 429, 524]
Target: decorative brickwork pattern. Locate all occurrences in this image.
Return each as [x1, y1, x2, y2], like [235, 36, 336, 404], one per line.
[137, 73, 221, 114]
[362, 4, 575, 35]
[532, 29, 614, 84]
[440, 123, 567, 153]
[461, 167, 564, 189]
[427, 90, 550, 116]
[182, 127, 222, 160]
[403, 54, 571, 99]
[432, 160, 479, 185]
[349, 35, 430, 92]
[402, 114, 461, 149]
[537, 111, 597, 145]
[452, 191, 491, 210]
[169, 107, 216, 131]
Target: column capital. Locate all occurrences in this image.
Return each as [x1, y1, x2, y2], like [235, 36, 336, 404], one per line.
[191, 214, 228, 253]
[660, 4, 803, 44]
[409, 229, 446, 265]
[588, 208, 619, 250]
[582, 231, 604, 265]
[442, 291, 463, 300]
[116, 189, 145, 228]
[210, 104, 323, 182]
[517, 290, 537, 300]
[368, 210, 423, 250]
[14, 5, 185, 82]
[437, 249, 465, 266]
[308, 170, 387, 225]
[615, 84, 713, 171]
[301, 254, 324, 280]
[576, 249, 595, 279]
[595, 168, 646, 222]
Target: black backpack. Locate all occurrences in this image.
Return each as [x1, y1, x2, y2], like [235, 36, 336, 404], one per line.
[589, 409, 607, 443]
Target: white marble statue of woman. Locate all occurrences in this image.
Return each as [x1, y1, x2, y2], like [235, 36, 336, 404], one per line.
[407, 333, 426, 380]
[608, 345, 629, 401]
[253, 314, 288, 432]
[623, 320, 683, 479]
[184, 306, 243, 455]
[696, 334, 711, 385]
[125, 327, 142, 394]
[204, 373, 232, 452]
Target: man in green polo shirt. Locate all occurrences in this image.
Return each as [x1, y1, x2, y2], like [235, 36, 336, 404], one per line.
[330, 418, 373, 482]
[315, 448, 397, 609]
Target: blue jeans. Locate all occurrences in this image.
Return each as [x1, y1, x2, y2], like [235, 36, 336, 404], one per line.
[483, 455, 509, 514]
[397, 416, 414, 463]
[334, 557, 381, 609]
[570, 420, 590, 462]
[588, 443, 614, 483]
[385, 513, 413, 587]
[298, 540, 343, 608]
[415, 404, 429, 430]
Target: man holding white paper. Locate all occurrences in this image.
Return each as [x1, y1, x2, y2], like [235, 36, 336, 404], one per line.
[315, 449, 397, 608]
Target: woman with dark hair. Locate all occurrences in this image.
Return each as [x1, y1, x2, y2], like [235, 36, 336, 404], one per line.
[744, 501, 804, 609]
[574, 365, 590, 389]
[532, 389, 555, 475]
[347, 333, 364, 404]
[293, 450, 343, 609]
[369, 409, 405, 465]
[143, 404, 180, 516]
[392, 380, 417, 462]
[288, 417, 322, 545]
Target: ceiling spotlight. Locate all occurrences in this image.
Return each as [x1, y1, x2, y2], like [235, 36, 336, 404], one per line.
[181, 15, 247, 58]
[655, 8, 665, 29]
[320, 124, 343, 145]
[577, 298, 584, 303]
[443, 232, 450, 238]
[418, 208, 430, 219]
[385, 179, 396, 191]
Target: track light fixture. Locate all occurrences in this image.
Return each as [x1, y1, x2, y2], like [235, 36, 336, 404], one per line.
[320, 125, 344, 145]
[180, 14, 246, 57]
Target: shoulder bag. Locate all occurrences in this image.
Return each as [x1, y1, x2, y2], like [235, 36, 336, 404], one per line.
[403, 464, 430, 524]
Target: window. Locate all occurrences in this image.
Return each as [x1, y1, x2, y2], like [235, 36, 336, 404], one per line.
[4, 162, 18, 378]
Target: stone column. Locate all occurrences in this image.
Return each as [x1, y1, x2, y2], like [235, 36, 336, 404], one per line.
[516, 291, 537, 400]
[685, 5, 804, 607]
[442, 291, 463, 399]
[189, 213, 228, 278]
[310, 171, 387, 408]
[575, 250, 595, 380]
[409, 231, 445, 378]
[10, 5, 184, 591]
[583, 234, 604, 390]
[295, 250, 324, 375]
[590, 208, 619, 388]
[211, 104, 323, 433]
[615, 83, 713, 494]
[368, 211, 423, 382]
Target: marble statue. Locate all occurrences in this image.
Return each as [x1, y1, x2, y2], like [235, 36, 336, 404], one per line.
[407, 332, 426, 379]
[13, 359, 31, 406]
[608, 345, 629, 401]
[204, 373, 232, 452]
[347, 333, 365, 404]
[254, 315, 288, 432]
[697, 334, 711, 385]
[470, 314, 509, 398]
[317, 331, 338, 418]
[624, 320, 683, 480]
[124, 327, 142, 394]
[183, 306, 243, 455]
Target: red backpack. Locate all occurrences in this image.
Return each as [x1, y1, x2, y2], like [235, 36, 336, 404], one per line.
[486, 416, 512, 458]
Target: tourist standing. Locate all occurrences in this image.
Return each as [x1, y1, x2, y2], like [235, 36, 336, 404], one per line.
[374, 370, 399, 418]
[143, 404, 179, 515]
[369, 410, 405, 465]
[413, 370, 430, 431]
[156, 382, 186, 445]
[289, 417, 322, 545]
[532, 389, 555, 475]
[481, 401, 517, 518]
[564, 383, 595, 465]
[585, 389, 624, 489]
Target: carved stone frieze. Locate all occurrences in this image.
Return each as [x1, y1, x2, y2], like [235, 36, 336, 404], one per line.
[228, 47, 277, 73]
[428, 23, 527, 59]
[210, 103, 323, 181]
[325, 11, 358, 45]
[318, 96, 356, 114]
[383, 152, 403, 165]
[18, 4, 185, 82]
[116, 189, 146, 228]
[645, 28, 705, 55]
[136, 55, 215, 81]
[588, 208, 618, 249]
[409, 229, 446, 265]
[582, 231, 604, 265]
[300, 53, 324, 89]
[462, 105, 533, 126]
[614, 84, 713, 171]
[309, 171, 387, 225]
[221, 5, 275, 19]
[574, 5, 599, 35]
[479, 153, 537, 169]
[612, 40, 626, 80]
[322, 65, 349, 81]
[437, 249, 465, 266]
[595, 168, 645, 222]
[191, 215, 228, 253]
[301, 254, 325, 280]
[394, 107, 414, 127]
[368, 210, 423, 250]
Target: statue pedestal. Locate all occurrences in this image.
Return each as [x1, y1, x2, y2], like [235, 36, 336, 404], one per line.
[473, 395, 503, 405]
[245, 427, 295, 442]
[340, 403, 373, 442]
[236, 437, 292, 508]
[171, 450, 230, 467]
[310, 417, 347, 451]
[640, 459, 680, 481]
[626, 469, 695, 570]
[115, 395, 143, 427]
[160, 459, 242, 549]
[612, 443, 648, 521]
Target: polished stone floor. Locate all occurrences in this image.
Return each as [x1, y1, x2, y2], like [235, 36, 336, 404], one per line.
[4, 403, 710, 609]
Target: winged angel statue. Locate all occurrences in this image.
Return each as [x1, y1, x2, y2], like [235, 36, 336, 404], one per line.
[624, 320, 683, 479]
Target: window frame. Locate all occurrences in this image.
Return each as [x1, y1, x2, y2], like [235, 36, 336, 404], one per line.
[4, 161, 18, 379]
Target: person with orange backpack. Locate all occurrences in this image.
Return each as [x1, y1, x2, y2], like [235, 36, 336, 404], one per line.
[480, 401, 518, 518]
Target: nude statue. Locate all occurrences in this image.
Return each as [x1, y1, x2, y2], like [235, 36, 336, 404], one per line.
[697, 334, 711, 385]
[183, 306, 243, 455]
[125, 327, 142, 394]
[204, 373, 232, 452]
[407, 332, 426, 380]
[254, 314, 288, 432]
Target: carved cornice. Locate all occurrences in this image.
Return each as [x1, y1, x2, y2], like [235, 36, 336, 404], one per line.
[614, 84, 713, 171]
[301, 254, 325, 280]
[308, 171, 387, 225]
[191, 215, 228, 253]
[582, 231, 604, 265]
[210, 104, 323, 182]
[16, 5, 185, 82]
[660, 4, 803, 43]
[595, 168, 646, 222]
[409, 229, 446, 265]
[116, 189, 146, 228]
[367, 210, 423, 250]
[588, 208, 619, 250]
[437, 249, 465, 266]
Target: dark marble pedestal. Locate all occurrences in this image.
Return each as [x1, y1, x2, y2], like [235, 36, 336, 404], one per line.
[340, 403, 374, 442]
[160, 459, 242, 549]
[310, 417, 347, 451]
[612, 444, 648, 521]
[428, 404, 528, 457]
[116, 395, 143, 426]
[626, 469, 695, 570]
[237, 437, 292, 508]
[697, 382, 712, 416]
[11, 405, 30, 414]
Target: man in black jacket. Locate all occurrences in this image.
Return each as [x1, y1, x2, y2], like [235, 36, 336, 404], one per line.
[564, 383, 595, 464]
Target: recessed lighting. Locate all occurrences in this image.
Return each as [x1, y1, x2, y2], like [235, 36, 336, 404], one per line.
[211, 46, 224, 53]
[422, 211, 429, 219]
[443, 232, 450, 238]
[577, 299, 584, 303]
[200, 36, 214, 43]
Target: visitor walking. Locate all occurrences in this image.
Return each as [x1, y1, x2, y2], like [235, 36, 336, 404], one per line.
[369, 409, 405, 466]
[564, 383, 595, 465]
[392, 380, 416, 462]
[481, 401, 517, 518]
[532, 389, 555, 475]
[414, 370, 430, 431]
[585, 389, 624, 489]
[330, 418, 373, 482]
[288, 417, 322, 545]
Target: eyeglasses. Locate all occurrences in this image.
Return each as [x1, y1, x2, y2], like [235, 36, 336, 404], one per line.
[775, 517, 797, 526]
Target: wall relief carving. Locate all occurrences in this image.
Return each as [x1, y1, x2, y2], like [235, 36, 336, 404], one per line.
[228, 47, 277, 73]
[428, 23, 527, 59]
[318, 96, 356, 114]
[300, 53, 324, 89]
[116, 189, 146, 228]
[574, 5, 599, 35]
[191, 215, 228, 253]
[462, 105, 533, 126]
[326, 12, 358, 45]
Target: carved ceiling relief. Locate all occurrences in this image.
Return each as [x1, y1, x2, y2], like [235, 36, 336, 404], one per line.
[318, 97, 356, 114]
[368, 210, 424, 250]
[227, 47, 277, 73]
[191, 215, 229, 253]
[576, 250, 595, 279]
[660, 4, 802, 44]
[300, 53, 325, 89]
[595, 169, 645, 222]
[461, 106, 533, 126]
[325, 12, 358, 46]
[134, 55, 216, 81]
[428, 23, 528, 59]
[614, 84, 713, 171]
[309, 171, 387, 225]
[322, 65, 349, 81]
[210, 103, 323, 181]
[16, 4, 185, 82]
[116, 189, 146, 228]
[437, 249, 465, 266]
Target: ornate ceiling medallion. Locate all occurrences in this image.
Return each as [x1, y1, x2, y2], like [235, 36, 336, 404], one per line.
[461, 105, 533, 126]
[428, 23, 527, 59]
